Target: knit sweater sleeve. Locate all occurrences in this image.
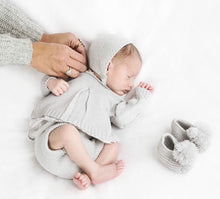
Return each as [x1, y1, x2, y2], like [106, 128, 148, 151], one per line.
[111, 87, 151, 129]
[0, 33, 33, 65]
[0, 0, 44, 41]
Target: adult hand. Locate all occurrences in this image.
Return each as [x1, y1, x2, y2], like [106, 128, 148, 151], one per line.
[31, 32, 87, 78]
[40, 33, 87, 59]
[31, 42, 87, 78]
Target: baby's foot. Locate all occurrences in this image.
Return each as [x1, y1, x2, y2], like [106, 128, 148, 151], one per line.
[90, 160, 125, 185]
[73, 172, 91, 190]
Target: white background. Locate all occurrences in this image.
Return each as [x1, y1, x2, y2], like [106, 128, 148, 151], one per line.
[0, 0, 219, 198]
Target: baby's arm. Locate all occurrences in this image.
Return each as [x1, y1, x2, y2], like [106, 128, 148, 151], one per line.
[111, 82, 153, 129]
[41, 75, 69, 96]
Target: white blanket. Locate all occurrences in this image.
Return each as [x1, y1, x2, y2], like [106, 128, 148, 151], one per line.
[0, 0, 219, 198]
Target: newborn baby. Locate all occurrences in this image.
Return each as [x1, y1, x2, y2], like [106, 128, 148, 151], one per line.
[29, 34, 154, 190]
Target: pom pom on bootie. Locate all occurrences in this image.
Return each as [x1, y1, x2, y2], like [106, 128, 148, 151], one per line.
[158, 133, 198, 173]
[171, 119, 211, 153]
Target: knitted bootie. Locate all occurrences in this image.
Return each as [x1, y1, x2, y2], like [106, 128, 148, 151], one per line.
[171, 119, 211, 153]
[158, 133, 198, 173]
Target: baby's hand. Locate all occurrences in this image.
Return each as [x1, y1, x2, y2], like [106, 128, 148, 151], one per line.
[47, 78, 69, 96]
[138, 82, 154, 93]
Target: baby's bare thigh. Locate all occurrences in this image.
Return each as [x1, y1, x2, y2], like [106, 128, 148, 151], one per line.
[48, 124, 79, 150]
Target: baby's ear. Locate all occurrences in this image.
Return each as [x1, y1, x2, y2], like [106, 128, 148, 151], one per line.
[107, 61, 113, 71]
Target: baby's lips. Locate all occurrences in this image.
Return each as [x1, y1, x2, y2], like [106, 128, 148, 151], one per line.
[123, 89, 130, 94]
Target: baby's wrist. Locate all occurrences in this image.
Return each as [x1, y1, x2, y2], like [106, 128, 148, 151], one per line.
[47, 77, 57, 89]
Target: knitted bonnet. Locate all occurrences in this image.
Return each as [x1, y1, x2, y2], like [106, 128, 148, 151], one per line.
[88, 34, 130, 86]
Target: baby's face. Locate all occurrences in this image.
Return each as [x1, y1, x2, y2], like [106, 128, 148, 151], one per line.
[106, 55, 142, 95]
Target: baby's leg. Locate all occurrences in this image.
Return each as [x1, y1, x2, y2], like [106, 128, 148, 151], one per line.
[49, 124, 124, 186]
[95, 142, 120, 165]
[74, 142, 122, 189]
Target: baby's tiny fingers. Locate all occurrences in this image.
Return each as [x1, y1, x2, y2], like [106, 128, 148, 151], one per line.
[148, 86, 154, 92]
[60, 84, 68, 93]
[149, 85, 154, 89]
[143, 84, 149, 88]
[52, 90, 60, 96]
[57, 88, 63, 95]
[62, 81, 69, 89]
[138, 82, 144, 87]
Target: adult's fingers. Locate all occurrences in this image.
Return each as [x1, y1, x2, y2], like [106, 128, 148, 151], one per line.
[48, 70, 69, 79]
[67, 57, 87, 72]
[68, 33, 86, 56]
[71, 36, 87, 62]
[76, 45, 87, 59]
[63, 65, 80, 78]
[67, 33, 79, 49]
[68, 47, 86, 65]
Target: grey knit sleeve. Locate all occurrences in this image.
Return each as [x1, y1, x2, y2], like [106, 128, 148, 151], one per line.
[41, 75, 56, 96]
[111, 87, 151, 129]
[0, 33, 33, 65]
[0, 0, 44, 41]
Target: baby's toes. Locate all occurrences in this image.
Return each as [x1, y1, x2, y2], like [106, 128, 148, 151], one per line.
[82, 180, 88, 187]
[79, 174, 84, 181]
[73, 173, 91, 190]
[74, 172, 81, 179]
[81, 176, 86, 183]
[82, 175, 91, 186]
